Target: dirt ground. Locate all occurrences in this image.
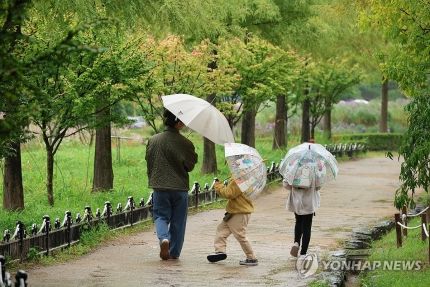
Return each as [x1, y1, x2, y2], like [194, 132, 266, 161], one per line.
[27, 156, 400, 286]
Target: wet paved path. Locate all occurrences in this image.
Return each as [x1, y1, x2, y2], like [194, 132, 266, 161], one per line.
[28, 157, 400, 286]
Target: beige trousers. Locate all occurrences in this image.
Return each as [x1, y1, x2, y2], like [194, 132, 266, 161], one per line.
[214, 213, 256, 259]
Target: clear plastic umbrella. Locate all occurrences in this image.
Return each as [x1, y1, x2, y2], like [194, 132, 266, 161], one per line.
[161, 94, 234, 145]
[279, 142, 338, 188]
[225, 143, 267, 199]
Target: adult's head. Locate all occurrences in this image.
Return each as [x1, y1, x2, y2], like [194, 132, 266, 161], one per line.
[164, 109, 185, 130]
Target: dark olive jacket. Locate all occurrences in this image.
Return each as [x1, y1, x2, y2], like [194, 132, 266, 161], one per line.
[145, 126, 198, 191]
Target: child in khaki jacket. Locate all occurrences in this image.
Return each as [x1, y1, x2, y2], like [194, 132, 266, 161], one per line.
[206, 179, 258, 266]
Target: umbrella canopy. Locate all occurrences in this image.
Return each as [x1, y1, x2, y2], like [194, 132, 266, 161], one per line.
[161, 94, 234, 145]
[279, 142, 338, 188]
[225, 143, 267, 199]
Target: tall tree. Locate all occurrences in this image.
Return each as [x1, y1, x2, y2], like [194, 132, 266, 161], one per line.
[270, 49, 301, 149]
[219, 35, 291, 147]
[317, 59, 361, 139]
[0, 0, 31, 210]
[360, 0, 430, 208]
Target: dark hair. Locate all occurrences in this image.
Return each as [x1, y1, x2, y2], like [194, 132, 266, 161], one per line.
[163, 109, 181, 127]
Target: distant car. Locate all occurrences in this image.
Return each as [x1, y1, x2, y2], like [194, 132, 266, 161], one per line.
[127, 116, 146, 129]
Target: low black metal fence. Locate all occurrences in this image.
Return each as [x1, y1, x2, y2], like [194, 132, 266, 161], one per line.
[0, 164, 282, 263]
[324, 142, 367, 158]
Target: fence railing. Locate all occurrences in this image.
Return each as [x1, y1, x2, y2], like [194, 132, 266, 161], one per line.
[394, 205, 430, 263]
[324, 142, 367, 158]
[0, 162, 283, 263]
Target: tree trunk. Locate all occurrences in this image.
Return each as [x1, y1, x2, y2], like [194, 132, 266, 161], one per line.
[241, 106, 256, 148]
[380, 77, 389, 133]
[323, 102, 332, 140]
[46, 146, 54, 206]
[201, 93, 218, 174]
[273, 94, 286, 150]
[311, 124, 315, 140]
[301, 97, 311, 143]
[3, 141, 24, 210]
[201, 137, 217, 174]
[92, 121, 114, 192]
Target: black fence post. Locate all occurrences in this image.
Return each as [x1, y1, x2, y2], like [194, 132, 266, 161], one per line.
[204, 183, 209, 203]
[210, 178, 218, 201]
[31, 224, 37, 236]
[65, 211, 72, 248]
[116, 203, 122, 213]
[3, 230, 10, 243]
[127, 196, 135, 226]
[15, 270, 27, 287]
[102, 201, 112, 227]
[0, 255, 12, 287]
[84, 206, 93, 226]
[75, 213, 82, 224]
[54, 218, 61, 230]
[18, 222, 24, 263]
[193, 182, 200, 209]
[1, 254, 5, 285]
[11, 221, 25, 263]
[43, 215, 51, 256]
[139, 198, 145, 207]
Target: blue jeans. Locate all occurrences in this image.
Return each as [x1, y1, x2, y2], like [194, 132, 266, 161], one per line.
[152, 189, 188, 257]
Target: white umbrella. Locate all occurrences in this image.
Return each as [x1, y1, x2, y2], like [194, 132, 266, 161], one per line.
[161, 94, 234, 145]
[225, 143, 267, 199]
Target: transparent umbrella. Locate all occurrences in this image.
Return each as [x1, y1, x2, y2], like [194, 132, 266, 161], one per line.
[279, 142, 339, 188]
[225, 143, 267, 199]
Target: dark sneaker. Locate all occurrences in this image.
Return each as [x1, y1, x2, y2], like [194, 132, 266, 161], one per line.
[290, 242, 299, 258]
[207, 252, 227, 263]
[160, 239, 170, 260]
[239, 258, 258, 266]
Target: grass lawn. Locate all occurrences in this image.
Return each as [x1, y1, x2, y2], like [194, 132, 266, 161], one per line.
[359, 217, 430, 287]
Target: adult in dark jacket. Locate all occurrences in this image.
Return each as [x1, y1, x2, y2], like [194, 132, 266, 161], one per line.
[145, 109, 198, 260]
